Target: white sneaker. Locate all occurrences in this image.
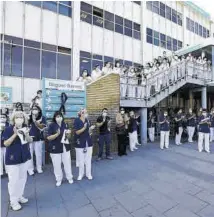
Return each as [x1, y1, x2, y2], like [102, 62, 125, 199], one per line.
[87, 175, 93, 180]
[199, 150, 202, 153]
[18, 197, 28, 204]
[77, 176, 83, 181]
[68, 179, 73, 184]
[134, 147, 138, 150]
[11, 202, 22, 211]
[56, 181, 62, 187]
[206, 150, 210, 153]
[37, 169, 43, 174]
[28, 171, 34, 176]
[137, 143, 142, 146]
[165, 147, 169, 149]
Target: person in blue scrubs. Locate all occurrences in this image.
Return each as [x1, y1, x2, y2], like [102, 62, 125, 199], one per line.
[74, 109, 95, 181]
[210, 108, 214, 142]
[3, 111, 32, 211]
[186, 108, 196, 143]
[175, 109, 184, 145]
[159, 110, 170, 149]
[0, 109, 10, 176]
[47, 111, 73, 187]
[28, 105, 46, 175]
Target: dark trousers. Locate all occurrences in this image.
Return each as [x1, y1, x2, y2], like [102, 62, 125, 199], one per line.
[117, 134, 127, 156]
[98, 134, 111, 157]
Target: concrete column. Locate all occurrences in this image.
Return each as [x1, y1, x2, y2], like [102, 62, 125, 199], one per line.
[201, 86, 207, 109]
[189, 90, 193, 109]
[176, 92, 180, 107]
[212, 46, 214, 81]
[72, 2, 80, 81]
[140, 108, 147, 144]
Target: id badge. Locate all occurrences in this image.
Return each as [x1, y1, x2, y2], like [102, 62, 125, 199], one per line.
[83, 148, 87, 153]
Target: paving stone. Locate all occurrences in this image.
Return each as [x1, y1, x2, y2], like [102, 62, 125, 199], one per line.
[198, 205, 214, 217]
[164, 205, 200, 217]
[196, 190, 214, 205]
[69, 204, 99, 217]
[99, 204, 132, 217]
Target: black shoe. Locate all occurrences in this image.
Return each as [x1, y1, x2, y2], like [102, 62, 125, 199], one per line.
[124, 153, 128, 156]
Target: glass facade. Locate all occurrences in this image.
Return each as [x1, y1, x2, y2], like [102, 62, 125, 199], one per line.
[1, 35, 72, 80]
[146, 28, 183, 51]
[186, 17, 210, 38]
[80, 2, 141, 40]
[146, 1, 182, 26]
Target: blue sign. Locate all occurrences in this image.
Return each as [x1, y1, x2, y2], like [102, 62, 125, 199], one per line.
[0, 87, 12, 108]
[42, 78, 86, 119]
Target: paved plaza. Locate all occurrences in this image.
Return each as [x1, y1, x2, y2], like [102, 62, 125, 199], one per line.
[1, 141, 214, 217]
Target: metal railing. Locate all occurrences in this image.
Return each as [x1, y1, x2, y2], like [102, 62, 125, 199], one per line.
[120, 60, 212, 100]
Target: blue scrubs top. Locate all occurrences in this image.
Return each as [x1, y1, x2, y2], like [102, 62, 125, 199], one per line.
[159, 115, 170, 131]
[1, 122, 10, 147]
[47, 121, 71, 154]
[29, 116, 46, 141]
[73, 118, 92, 149]
[2, 125, 31, 165]
[198, 115, 210, 133]
[186, 114, 196, 127]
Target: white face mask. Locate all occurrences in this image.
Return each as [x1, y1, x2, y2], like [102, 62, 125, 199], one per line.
[164, 113, 167, 116]
[15, 118, 24, 126]
[56, 117, 62, 124]
[32, 110, 39, 115]
[202, 113, 207, 117]
[103, 112, 107, 117]
[121, 111, 125, 115]
[189, 110, 192, 114]
[37, 93, 42, 98]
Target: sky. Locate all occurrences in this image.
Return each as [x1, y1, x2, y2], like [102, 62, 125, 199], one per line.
[193, 0, 214, 19]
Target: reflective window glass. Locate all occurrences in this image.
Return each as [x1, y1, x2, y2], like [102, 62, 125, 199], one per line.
[115, 15, 123, 25]
[80, 57, 91, 76]
[93, 16, 104, 28]
[115, 24, 123, 34]
[59, 4, 72, 17]
[104, 11, 114, 22]
[57, 54, 71, 80]
[43, 1, 57, 13]
[104, 20, 114, 31]
[124, 28, 132, 37]
[42, 51, 56, 79]
[80, 11, 92, 24]
[134, 31, 141, 40]
[81, 2, 92, 13]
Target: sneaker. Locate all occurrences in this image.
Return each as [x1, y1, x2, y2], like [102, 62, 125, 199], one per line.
[96, 157, 102, 161]
[18, 197, 28, 204]
[106, 156, 113, 160]
[77, 176, 83, 181]
[136, 143, 142, 146]
[198, 150, 202, 153]
[56, 181, 62, 187]
[28, 171, 34, 176]
[165, 147, 169, 149]
[37, 169, 43, 174]
[11, 202, 22, 211]
[87, 175, 93, 180]
[160, 147, 164, 150]
[68, 179, 73, 184]
[134, 147, 138, 150]
[205, 150, 210, 153]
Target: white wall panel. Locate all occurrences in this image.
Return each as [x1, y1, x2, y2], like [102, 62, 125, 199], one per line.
[104, 1, 114, 14]
[0, 2, 3, 34]
[124, 1, 132, 20]
[171, 24, 177, 39]
[114, 33, 123, 59]
[92, 26, 103, 55]
[143, 44, 152, 64]
[166, 21, 172, 36]
[114, 1, 124, 17]
[159, 17, 166, 33]
[133, 39, 141, 63]
[5, 2, 23, 38]
[132, 3, 141, 24]
[42, 10, 57, 45]
[25, 5, 41, 42]
[23, 78, 40, 103]
[80, 22, 91, 52]
[124, 36, 132, 61]
[58, 15, 72, 48]
[153, 14, 159, 32]
[103, 30, 113, 57]
[3, 77, 22, 102]
[146, 11, 153, 28]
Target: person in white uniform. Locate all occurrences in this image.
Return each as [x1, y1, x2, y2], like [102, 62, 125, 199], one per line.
[3, 111, 32, 211]
[91, 65, 102, 81]
[102, 62, 113, 75]
[119, 66, 128, 99]
[147, 111, 155, 142]
[74, 109, 95, 180]
[175, 109, 184, 145]
[78, 69, 93, 84]
[186, 53, 194, 78]
[28, 105, 46, 175]
[113, 61, 122, 74]
[198, 109, 211, 153]
[47, 111, 73, 187]
[186, 108, 196, 143]
[127, 67, 137, 99]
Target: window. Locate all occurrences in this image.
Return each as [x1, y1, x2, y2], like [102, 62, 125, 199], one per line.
[154, 38, 159, 46]
[203, 27, 206, 38]
[153, 29, 159, 46]
[134, 31, 141, 40]
[115, 15, 123, 25]
[115, 24, 123, 34]
[178, 40, 182, 48]
[80, 51, 91, 58]
[24, 39, 40, 49]
[93, 7, 103, 18]
[125, 28, 132, 37]
[93, 16, 103, 28]
[23, 48, 40, 79]
[190, 20, 194, 32]
[186, 18, 190, 30]
[93, 54, 103, 60]
[3, 44, 22, 77]
[159, 2, 165, 17]
[60, 1, 72, 7]
[42, 43, 57, 52]
[195, 22, 199, 34]
[153, 31, 159, 39]
[124, 60, 132, 66]
[25, 1, 42, 7]
[134, 23, 140, 31]
[42, 1, 57, 13]
[4, 35, 23, 45]
[58, 46, 71, 54]
[207, 29, 210, 38]
[125, 19, 132, 29]
[167, 36, 172, 50]
[199, 25, 202, 36]
[177, 13, 182, 26]
[59, 4, 72, 17]
[57, 54, 71, 80]
[104, 56, 114, 63]
[42, 51, 56, 79]
[147, 28, 153, 36]
[160, 33, 166, 41]
[80, 11, 92, 24]
[152, 2, 159, 14]
[160, 41, 166, 48]
[104, 11, 114, 22]
[147, 35, 153, 44]
[146, 1, 152, 10]
[173, 39, 177, 51]
[166, 6, 171, 20]
[81, 2, 92, 13]
[172, 9, 177, 23]
[80, 57, 91, 75]
[133, 1, 141, 5]
[92, 60, 103, 71]
[104, 20, 114, 31]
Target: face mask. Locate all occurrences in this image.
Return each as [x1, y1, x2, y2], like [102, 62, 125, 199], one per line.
[121, 111, 125, 115]
[15, 118, 24, 126]
[164, 113, 167, 116]
[103, 112, 107, 117]
[32, 110, 38, 115]
[202, 113, 206, 116]
[56, 117, 62, 124]
[85, 113, 88, 118]
[189, 111, 192, 114]
[37, 94, 42, 98]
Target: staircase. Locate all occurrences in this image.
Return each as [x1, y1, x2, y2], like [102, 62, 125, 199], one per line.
[120, 61, 212, 108]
